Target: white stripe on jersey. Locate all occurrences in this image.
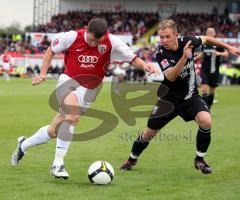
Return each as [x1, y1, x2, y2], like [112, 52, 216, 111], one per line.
[210, 52, 216, 73]
[184, 66, 195, 100]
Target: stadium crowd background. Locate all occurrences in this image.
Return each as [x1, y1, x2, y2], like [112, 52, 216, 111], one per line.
[0, 5, 240, 84]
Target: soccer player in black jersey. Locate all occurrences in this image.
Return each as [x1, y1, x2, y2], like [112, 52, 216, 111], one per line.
[120, 19, 240, 174]
[196, 28, 228, 109]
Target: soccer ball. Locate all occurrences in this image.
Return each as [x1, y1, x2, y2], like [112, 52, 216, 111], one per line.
[88, 161, 114, 185]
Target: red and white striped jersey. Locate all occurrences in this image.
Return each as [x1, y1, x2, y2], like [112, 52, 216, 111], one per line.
[51, 29, 136, 89]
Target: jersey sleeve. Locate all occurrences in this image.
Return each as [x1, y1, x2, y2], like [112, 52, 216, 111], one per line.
[109, 34, 136, 63]
[51, 30, 77, 53]
[188, 36, 202, 50]
[156, 51, 173, 72]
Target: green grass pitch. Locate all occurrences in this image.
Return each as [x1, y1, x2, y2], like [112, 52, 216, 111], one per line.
[0, 78, 240, 200]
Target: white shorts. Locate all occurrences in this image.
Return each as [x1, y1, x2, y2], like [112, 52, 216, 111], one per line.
[2, 63, 10, 71]
[56, 74, 96, 114]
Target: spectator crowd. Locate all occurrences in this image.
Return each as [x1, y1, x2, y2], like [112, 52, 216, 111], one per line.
[1, 9, 240, 85]
[1, 9, 240, 56]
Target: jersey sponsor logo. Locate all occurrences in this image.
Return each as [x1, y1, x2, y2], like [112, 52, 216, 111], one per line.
[80, 64, 95, 68]
[161, 59, 169, 69]
[52, 38, 59, 47]
[78, 55, 98, 63]
[98, 45, 107, 54]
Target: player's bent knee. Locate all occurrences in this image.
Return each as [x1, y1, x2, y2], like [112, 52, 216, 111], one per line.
[201, 87, 208, 94]
[203, 118, 212, 129]
[143, 128, 158, 141]
[48, 126, 57, 138]
[196, 111, 212, 129]
[65, 114, 80, 124]
[199, 116, 212, 129]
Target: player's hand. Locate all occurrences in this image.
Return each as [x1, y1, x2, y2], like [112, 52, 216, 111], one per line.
[144, 63, 161, 75]
[183, 41, 193, 59]
[227, 46, 240, 56]
[212, 50, 218, 56]
[32, 75, 46, 85]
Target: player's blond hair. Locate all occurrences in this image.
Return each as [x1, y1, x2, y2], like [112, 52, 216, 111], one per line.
[159, 19, 177, 33]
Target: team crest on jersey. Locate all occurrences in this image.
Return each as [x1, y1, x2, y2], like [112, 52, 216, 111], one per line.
[161, 59, 169, 69]
[52, 38, 59, 47]
[98, 45, 107, 54]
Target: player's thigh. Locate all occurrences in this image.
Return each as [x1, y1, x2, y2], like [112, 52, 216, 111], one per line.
[179, 95, 210, 122]
[147, 98, 176, 130]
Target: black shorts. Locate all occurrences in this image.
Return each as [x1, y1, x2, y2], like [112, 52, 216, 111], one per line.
[147, 95, 210, 130]
[201, 69, 219, 87]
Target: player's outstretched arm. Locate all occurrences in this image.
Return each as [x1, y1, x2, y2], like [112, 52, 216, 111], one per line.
[32, 47, 54, 85]
[200, 36, 240, 56]
[130, 57, 160, 75]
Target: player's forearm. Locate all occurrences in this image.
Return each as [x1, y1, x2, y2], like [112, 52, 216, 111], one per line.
[164, 57, 187, 81]
[201, 36, 232, 51]
[40, 47, 54, 76]
[130, 57, 147, 71]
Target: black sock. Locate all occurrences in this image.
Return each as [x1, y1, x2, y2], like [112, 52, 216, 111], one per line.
[128, 133, 149, 161]
[208, 93, 215, 108]
[202, 93, 209, 106]
[196, 127, 211, 159]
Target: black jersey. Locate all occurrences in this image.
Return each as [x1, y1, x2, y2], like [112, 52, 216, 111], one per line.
[201, 44, 225, 73]
[156, 36, 202, 104]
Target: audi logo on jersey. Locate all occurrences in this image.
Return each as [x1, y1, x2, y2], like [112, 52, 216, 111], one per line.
[78, 55, 98, 63]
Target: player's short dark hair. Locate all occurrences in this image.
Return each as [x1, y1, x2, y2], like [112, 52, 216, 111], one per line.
[159, 19, 177, 33]
[87, 18, 108, 38]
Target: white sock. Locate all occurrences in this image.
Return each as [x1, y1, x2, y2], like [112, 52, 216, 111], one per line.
[196, 151, 206, 157]
[130, 152, 138, 159]
[21, 125, 52, 152]
[53, 122, 75, 166]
